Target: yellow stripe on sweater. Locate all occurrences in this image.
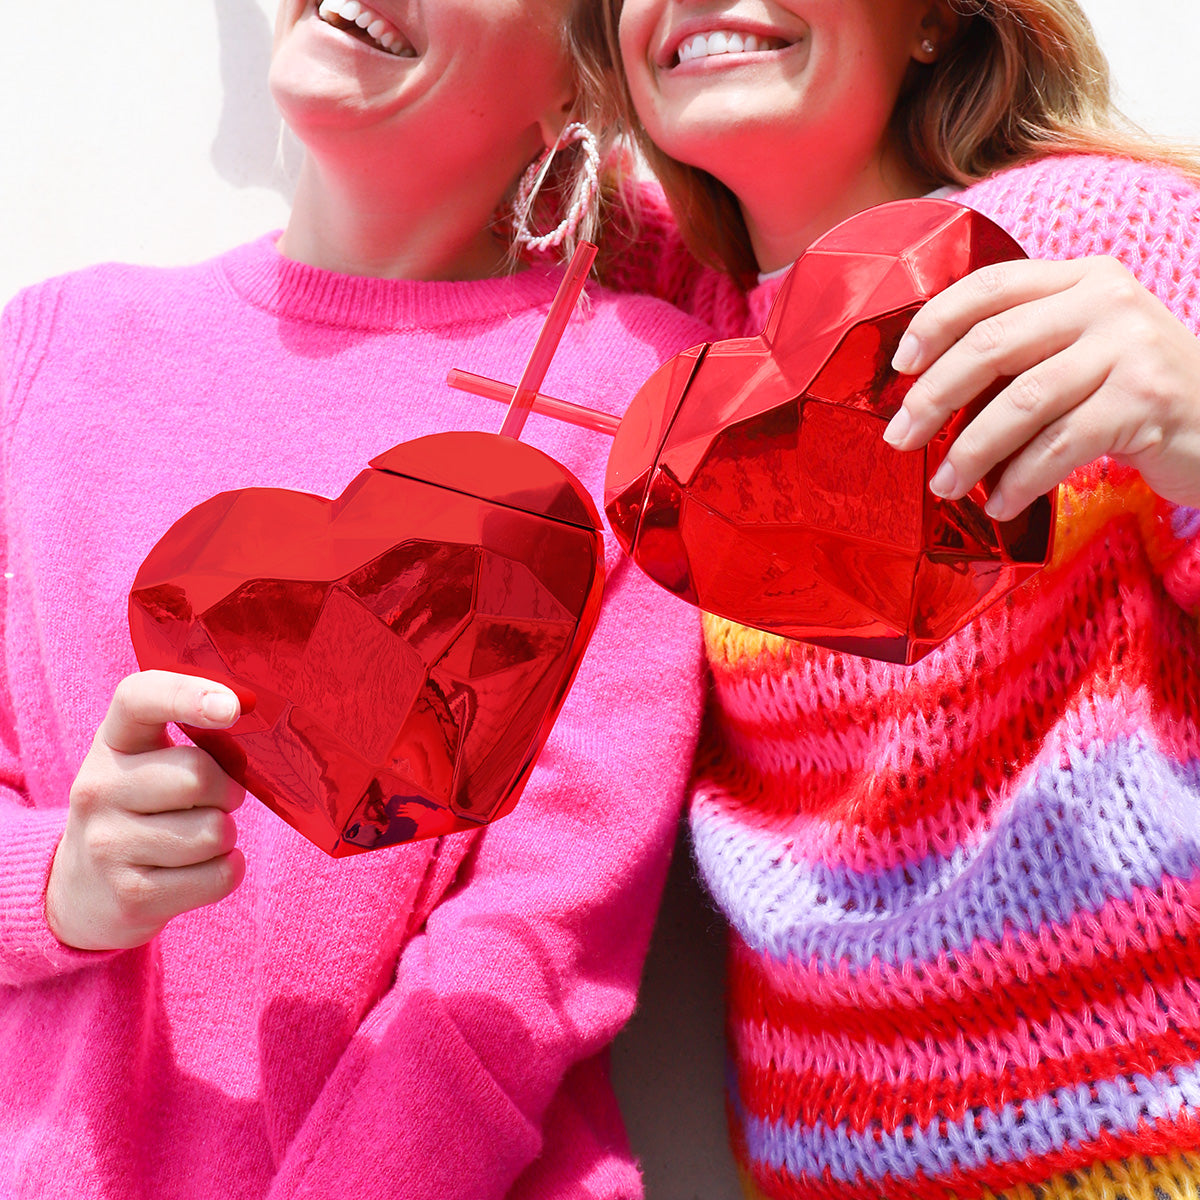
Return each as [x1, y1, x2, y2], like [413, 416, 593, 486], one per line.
[738, 1151, 1200, 1200]
[977, 1151, 1200, 1200]
[1049, 473, 1174, 578]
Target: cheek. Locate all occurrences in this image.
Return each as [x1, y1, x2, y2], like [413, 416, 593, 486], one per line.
[494, 9, 572, 87]
[273, 0, 304, 50]
[617, 5, 654, 82]
[618, 25, 661, 131]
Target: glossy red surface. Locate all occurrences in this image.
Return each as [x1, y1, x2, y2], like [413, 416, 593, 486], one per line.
[604, 198, 1056, 664]
[129, 431, 604, 856]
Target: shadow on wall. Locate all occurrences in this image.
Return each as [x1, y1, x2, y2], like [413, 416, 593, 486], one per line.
[211, 0, 296, 196]
[611, 822, 743, 1199]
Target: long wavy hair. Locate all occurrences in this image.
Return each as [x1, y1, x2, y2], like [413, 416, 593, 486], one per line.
[600, 0, 1200, 283]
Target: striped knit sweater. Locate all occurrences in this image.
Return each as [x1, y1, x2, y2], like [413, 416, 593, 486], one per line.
[624, 155, 1200, 1199]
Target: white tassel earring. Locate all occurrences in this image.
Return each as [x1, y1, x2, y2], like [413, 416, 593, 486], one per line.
[512, 122, 601, 255]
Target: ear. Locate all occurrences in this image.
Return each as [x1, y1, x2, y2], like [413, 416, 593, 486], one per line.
[537, 93, 579, 151]
[913, 0, 964, 63]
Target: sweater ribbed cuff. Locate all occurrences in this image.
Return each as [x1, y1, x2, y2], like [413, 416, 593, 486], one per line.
[0, 806, 117, 986]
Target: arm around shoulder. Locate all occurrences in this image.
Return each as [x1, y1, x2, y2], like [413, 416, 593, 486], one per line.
[604, 178, 752, 336]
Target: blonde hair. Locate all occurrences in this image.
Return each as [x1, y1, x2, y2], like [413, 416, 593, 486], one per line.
[601, 0, 1200, 282]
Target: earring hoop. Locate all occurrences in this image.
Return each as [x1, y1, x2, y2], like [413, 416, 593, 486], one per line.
[512, 122, 601, 255]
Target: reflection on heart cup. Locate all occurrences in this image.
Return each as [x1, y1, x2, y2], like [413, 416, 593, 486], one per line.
[129, 432, 604, 857]
[605, 198, 1057, 665]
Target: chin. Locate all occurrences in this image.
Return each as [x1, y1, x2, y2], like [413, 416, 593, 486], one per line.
[270, 52, 370, 138]
[649, 122, 769, 180]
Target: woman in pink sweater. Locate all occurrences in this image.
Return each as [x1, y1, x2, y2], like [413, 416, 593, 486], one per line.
[601, 0, 1200, 1197]
[0, 3, 714, 1197]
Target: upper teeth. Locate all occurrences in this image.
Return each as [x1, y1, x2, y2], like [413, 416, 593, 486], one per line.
[676, 30, 782, 63]
[317, 0, 416, 56]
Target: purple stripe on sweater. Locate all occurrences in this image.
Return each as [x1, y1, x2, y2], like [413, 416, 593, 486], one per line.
[1173, 505, 1200, 541]
[735, 1059, 1200, 1184]
[691, 735, 1200, 970]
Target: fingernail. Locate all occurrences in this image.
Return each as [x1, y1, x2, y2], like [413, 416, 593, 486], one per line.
[929, 461, 958, 498]
[984, 491, 1008, 521]
[883, 407, 912, 448]
[200, 691, 238, 724]
[892, 333, 921, 374]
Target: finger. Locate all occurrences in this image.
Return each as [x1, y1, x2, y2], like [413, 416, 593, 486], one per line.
[891, 258, 1090, 377]
[74, 740, 246, 817]
[982, 403, 1119, 521]
[927, 342, 1110, 501]
[122, 807, 240, 870]
[99, 671, 240, 757]
[114, 850, 247, 933]
[886, 287, 1097, 452]
[98, 744, 247, 816]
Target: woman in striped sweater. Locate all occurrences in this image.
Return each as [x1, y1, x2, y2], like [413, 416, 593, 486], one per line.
[599, 0, 1200, 1196]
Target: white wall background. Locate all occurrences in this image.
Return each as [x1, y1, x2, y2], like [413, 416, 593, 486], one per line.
[2, 4, 1198, 1198]
[0, 0, 293, 304]
[2, 1, 1198, 306]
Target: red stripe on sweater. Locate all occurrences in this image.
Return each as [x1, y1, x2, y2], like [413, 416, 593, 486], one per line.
[726, 873, 1200, 1047]
[734, 1020, 1200, 1133]
[698, 632, 1199, 877]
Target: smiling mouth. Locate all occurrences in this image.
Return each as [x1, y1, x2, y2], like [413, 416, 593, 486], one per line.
[673, 29, 794, 66]
[316, 0, 417, 57]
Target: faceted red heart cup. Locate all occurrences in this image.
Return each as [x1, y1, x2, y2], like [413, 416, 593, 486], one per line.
[606, 198, 1055, 665]
[129, 434, 605, 857]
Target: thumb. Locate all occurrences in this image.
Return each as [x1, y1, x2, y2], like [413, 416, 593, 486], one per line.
[98, 671, 240, 757]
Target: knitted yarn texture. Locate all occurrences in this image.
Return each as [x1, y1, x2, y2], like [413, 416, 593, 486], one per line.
[683, 156, 1200, 1199]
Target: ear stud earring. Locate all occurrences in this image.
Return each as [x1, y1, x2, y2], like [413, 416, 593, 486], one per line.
[920, 38, 937, 56]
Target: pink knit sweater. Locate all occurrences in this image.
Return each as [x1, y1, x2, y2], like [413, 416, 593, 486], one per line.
[0, 238, 712, 1198]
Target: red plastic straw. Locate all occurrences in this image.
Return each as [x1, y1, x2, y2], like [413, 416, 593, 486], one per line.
[499, 241, 598, 440]
[447, 368, 620, 437]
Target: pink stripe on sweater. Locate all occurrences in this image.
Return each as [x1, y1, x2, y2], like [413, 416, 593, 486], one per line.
[1167, 537, 1200, 613]
[728, 871, 1200, 1030]
[694, 696, 1199, 875]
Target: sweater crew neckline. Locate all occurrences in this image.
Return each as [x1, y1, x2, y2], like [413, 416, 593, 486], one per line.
[215, 234, 567, 331]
